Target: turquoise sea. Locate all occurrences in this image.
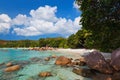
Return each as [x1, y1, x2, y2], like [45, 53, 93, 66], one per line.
[0, 48, 91, 80]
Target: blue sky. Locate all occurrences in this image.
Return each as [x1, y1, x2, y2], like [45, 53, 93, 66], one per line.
[0, 0, 81, 40]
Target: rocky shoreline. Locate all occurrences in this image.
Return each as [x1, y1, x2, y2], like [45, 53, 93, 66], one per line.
[26, 47, 117, 80]
[28, 47, 55, 51]
[54, 48, 120, 80]
[0, 48, 119, 80]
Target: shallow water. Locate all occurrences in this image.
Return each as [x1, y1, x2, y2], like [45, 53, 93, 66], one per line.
[0, 48, 91, 80]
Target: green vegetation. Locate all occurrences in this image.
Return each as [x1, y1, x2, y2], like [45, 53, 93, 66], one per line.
[67, 29, 91, 48]
[75, 0, 120, 52]
[39, 37, 68, 48]
[0, 40, 39, 48]
[0, 38, 69, 48]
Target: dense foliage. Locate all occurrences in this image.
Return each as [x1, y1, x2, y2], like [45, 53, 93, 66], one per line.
[76, 0, 120, 52]
[67, 29, 91, 48]
[0, 40, 39, 48]
[39, 37, 68, 48]
[0, 37, 68, 48]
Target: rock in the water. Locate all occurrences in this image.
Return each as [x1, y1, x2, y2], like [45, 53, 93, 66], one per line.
[74, 57, 86, 66]
[72, 68, 95, 78]
[39, 72, 52, 77]
[51, 55, 57, 58]
[30, 57, 41, 62]
[111, 48, 120, 71]
[79, 57, 86, 63]
[4, 65, 20, 72]
[85, 51, 113, 74]
[66, 63, 74, 67]
[55, 56, 71, 66]
[44, 57, 50, 61]
[6, 62, 12, 67]
[92, 73, 112, 80]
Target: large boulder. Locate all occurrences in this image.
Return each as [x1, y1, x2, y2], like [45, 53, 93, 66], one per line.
[4, 65, 20, 72]
[85, 51, 113, 74]
[111, 48, 120, 71]
[55, 56, 71, 66]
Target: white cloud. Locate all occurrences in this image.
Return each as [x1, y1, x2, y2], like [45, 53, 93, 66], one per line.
[12, 14, 28, 26]
[13, 27, 41, 36]
[0, 5, 81, 37]
[30, 5, 58, 22]
[54, 17, 81, 36]
[73, 1, 80, 9]
[0, 14, 11, 33]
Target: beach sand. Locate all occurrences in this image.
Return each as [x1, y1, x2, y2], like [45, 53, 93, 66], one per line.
[55, 48, 111, 59]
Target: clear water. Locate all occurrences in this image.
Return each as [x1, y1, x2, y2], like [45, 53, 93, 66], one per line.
[0, 48, 91, 80]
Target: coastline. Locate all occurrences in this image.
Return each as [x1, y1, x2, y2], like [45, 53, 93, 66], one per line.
[55, 48, 111, 59]
[0, 48, 111, 59]
[0, 47, 111, 59]
[0, 48, 112, 80]
[54, 48, 94, 60]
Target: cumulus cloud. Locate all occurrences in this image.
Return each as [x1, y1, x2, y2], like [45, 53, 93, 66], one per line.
[0, 5, 81, 37]
[30, 5, 58, 22]
[0, 14, 11, 33]
[12, 5, 81, 37]
[12, 14, 28, 26]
